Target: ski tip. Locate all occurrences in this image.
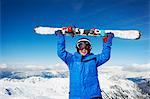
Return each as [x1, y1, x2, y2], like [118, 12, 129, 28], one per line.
[34, 27, 37, 33]
[34, 26, 57, 35]
[34, 26, 49, 34]
[34, 26, 40, 33]
[135, 31, 141, 40]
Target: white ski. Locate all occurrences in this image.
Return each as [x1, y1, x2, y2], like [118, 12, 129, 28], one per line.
[34, 26, 141, 40]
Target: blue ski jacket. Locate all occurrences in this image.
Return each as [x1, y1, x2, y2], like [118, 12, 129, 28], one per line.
[56, 34, 112, 99]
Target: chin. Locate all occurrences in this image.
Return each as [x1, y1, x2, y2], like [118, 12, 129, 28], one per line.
[82, 53, 87, 56]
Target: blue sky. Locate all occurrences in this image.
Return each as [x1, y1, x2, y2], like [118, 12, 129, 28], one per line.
[1, 0, 150, 66]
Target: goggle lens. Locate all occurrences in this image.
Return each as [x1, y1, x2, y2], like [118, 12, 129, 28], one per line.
[77, 41, 91, 50]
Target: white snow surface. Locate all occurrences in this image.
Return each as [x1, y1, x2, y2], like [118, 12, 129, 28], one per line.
[0, 66, 150, 99]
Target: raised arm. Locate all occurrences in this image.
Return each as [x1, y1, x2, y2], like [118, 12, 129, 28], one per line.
[55, 30, 73, 66]
[96, 33, 114, 67]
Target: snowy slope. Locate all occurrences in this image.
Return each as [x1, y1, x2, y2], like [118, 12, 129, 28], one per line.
[0, 77, 69, 99]
[0, 66, 150, 99]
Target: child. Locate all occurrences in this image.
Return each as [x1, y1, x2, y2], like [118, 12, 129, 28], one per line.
[55, 30, 114, 99]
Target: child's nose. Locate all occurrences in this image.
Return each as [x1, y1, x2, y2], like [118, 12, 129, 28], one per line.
[82, 48, 87, 52]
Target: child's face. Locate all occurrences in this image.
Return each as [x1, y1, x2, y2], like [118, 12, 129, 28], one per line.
[79, 48, 88, 56]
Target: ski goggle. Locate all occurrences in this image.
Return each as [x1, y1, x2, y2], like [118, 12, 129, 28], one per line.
[77, 41, 91, 50]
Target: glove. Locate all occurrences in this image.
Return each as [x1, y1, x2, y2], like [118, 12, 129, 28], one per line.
[55, 30, 63, 36]
[107, 32, 114, 38]
[103, 32, 114, 43]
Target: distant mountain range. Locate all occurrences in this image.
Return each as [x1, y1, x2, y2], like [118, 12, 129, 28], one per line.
[0, 70, 68, 79]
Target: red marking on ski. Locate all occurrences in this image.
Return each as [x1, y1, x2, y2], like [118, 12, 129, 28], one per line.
[68, 26, 73, 32]
[62, 27, 67, 30]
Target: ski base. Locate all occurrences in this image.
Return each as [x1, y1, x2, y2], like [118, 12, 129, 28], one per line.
[34, 26, 141, 40]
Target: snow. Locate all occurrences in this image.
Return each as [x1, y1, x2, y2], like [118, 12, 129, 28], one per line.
[0, 78, 69, 99]
[98, 66, 150, 99]
[0, 65, 150, 99]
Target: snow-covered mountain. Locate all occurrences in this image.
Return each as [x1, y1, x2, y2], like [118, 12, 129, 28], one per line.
[0, 70, 68, 79]
[98, 66, 150, 99]
[0, 65, 150, 99]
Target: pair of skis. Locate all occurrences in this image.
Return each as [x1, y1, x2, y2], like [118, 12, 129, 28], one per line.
[34, 26, 141, 40]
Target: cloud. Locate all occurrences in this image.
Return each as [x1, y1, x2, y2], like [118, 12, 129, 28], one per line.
[79, 0, 131, 19]
[122, 63, 150, 72]
[0, 63, 68, 71]
[2, 63, 149, 72]
[0, 64, 8, 69]
[54, 63, 65, 67]
[51, 63, 67, 70]
[23, 65, 50, 71]
[0, 64, 48, 71]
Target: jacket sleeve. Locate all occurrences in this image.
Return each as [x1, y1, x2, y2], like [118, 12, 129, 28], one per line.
[95, 38, 112, 67]
[56, 34, 73, 66]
